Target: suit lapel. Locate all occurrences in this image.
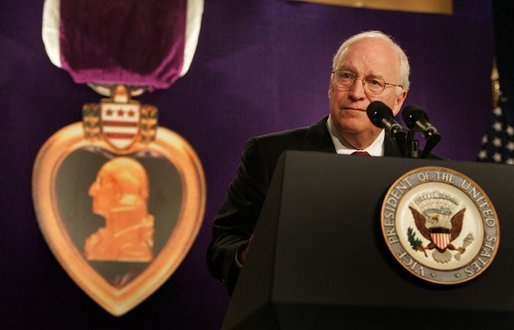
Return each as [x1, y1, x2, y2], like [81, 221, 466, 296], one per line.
[300, 116, 337, 153]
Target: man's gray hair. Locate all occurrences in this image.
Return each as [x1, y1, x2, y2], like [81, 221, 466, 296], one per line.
[332, 31, 410, 91]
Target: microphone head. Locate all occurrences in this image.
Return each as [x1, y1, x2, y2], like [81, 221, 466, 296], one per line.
[366, 101, 394, 128]
[402, 104, 429, 130]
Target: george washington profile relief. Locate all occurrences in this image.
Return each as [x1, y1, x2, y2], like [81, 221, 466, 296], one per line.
[85, 157, 154, 262]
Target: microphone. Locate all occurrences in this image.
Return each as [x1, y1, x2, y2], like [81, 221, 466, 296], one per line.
[366, 101, 406, 137]
[367, 101, 407, 157]
[402, 104, 441, 158]
[402, 104, 440, 140]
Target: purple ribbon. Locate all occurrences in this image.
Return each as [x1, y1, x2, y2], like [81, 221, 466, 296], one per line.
[58, 0, 190, 89]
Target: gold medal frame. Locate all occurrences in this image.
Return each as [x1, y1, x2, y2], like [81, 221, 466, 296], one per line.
[32, 122, 206, 316]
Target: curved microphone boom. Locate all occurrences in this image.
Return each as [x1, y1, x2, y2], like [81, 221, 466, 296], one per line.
[366, 101, 407, 156]
[402, 104, 441, 158]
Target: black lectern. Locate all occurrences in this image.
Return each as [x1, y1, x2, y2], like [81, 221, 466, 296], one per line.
[222, 151, 514, 329]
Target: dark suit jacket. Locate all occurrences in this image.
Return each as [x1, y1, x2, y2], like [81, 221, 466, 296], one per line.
[207, 116, 408, 294]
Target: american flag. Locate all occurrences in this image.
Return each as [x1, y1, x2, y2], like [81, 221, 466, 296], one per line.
[477, 100, 514, 165]
[479, 0, 514, 166]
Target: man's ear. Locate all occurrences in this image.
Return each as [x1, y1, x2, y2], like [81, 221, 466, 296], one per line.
[392, 89, 408, 116]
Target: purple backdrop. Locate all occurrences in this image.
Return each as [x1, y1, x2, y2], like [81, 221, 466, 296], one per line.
[0, 0, 493, 329]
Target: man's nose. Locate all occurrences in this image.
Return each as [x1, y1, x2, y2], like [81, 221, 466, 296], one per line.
[89, 182, 97, 196]
[348, 78, 366, 100]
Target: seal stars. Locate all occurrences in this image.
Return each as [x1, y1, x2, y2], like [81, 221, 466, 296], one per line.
[381, 166, 500, 284]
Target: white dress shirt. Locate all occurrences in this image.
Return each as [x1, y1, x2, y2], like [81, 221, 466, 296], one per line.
[326, 115, 385, 156]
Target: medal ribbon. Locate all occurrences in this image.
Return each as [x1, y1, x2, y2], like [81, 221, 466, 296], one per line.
[42, 0, 203, 89]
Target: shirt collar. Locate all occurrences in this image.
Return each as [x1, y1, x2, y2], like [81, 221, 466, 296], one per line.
[326, 115, 385, 156]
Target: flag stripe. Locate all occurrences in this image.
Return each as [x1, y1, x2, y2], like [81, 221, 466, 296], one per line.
[431, 233, 450, 250]
[103, 127, 138, 135]
[105, 132, 136, 139]
[103, 121, 138, 127]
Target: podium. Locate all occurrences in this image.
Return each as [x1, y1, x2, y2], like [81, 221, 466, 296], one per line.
[222, 151, 514, 329]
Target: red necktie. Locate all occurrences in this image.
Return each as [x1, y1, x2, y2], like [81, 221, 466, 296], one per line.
[351, 151, 370, 156]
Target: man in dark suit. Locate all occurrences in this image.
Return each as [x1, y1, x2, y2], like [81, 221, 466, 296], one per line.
[207, 31, 411, 294]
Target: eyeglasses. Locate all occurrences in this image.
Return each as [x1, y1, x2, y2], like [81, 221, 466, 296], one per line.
[331, 69, 403, 95]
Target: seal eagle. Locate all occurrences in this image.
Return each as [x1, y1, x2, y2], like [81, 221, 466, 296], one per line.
[409, 206, 466, 263]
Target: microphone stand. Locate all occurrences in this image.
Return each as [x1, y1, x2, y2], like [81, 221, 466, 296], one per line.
[394, 131, 408, 158]
[405, 129, 441, 158]
[421, 130, 441, 158]
[405, 129, 419, 158]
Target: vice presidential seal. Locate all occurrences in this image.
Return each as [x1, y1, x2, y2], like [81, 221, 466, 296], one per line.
[381, 166, 500, 284]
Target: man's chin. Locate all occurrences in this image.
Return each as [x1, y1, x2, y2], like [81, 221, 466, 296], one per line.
[334, 120, 372, 134]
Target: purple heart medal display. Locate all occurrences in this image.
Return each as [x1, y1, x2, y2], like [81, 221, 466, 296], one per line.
[33, 0, 205, 315]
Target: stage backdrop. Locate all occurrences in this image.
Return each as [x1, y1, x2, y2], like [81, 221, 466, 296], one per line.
[0, 0, 494, 329]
